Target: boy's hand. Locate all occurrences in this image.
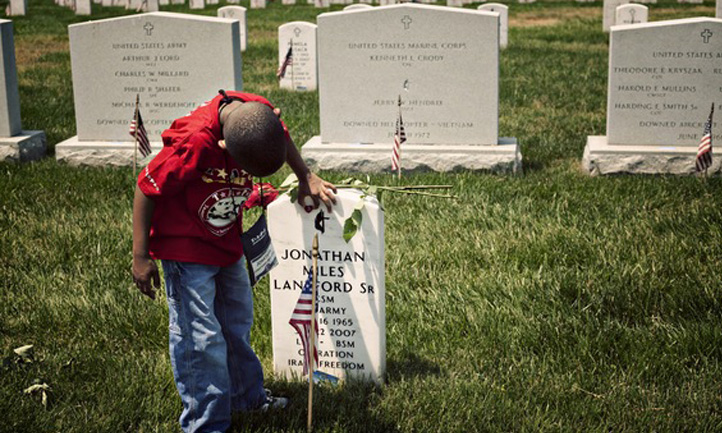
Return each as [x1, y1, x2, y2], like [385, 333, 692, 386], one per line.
[298, 172, 337, 213]
[132, 255, 160, 300]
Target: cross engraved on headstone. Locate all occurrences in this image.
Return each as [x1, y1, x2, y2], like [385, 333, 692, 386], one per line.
[629, 9, 636, 24]
[144, 22, 154, 36]
[401, 15, 412, 30]
[294, 27, 302, 37]
[701, 29, 713, 43]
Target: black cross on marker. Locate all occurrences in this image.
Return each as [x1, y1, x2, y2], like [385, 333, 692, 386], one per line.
[701, 29, 713, 44]
[144, 22, 154, 36]
[401, 15, 412, 30]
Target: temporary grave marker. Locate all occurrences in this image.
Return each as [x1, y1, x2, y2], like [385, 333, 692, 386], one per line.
[278, 21, 318, 91]
[218, 6, 247, 52]
[56, 12, 242, 166]
[479, 3, 508, 49]
[0, 20, 46, 163]
[603, 0, 631, 32]
[303, 4, 521, 173]
[615, 4, 648, 26]
[583, 17, 722, 175]
[268, 189, 385, 384]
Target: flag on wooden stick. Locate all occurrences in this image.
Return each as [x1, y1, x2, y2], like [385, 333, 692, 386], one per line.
[391, 95, 406, 176]
[289, 268, 318, 376]
[277, 43, 293, 80]
[129, 105, 151, 158]
[696, 103, 714, 173]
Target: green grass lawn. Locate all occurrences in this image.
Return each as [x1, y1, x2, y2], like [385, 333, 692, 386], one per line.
[2, 1, 722, 432]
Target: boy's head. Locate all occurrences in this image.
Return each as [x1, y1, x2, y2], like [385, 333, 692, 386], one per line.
[222, 102, 287, 177]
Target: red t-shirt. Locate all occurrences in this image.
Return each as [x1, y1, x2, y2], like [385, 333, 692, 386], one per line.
[137, 91, 289, 266]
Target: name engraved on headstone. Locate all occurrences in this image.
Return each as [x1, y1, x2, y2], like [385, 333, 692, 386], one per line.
[68, 13, 242, 142]
[268, 190, 385, 383]
[318, 5, 499, 145]
[278, 22, 318, 91]
[607, 18, 722, 146]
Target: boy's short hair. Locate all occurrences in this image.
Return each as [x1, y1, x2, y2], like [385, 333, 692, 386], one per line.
[223, 102, 287, 177]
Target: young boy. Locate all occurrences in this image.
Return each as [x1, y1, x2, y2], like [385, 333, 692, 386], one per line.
[131, 90, 336, 433]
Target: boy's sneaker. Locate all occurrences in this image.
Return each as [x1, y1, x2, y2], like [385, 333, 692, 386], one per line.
[258, 389, 289, 412]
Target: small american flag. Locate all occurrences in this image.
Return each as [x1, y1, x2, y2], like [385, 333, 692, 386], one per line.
[289, 269, 318, 376]
[391, 95, 406, 173]
[696, 103, 714, 173]
[277, 44, 293, 80]
[129, 107, 152, 158]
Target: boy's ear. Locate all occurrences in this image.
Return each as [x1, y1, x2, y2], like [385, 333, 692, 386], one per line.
[218, 140, 227, 150]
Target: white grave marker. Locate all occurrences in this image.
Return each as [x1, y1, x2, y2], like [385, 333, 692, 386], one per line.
[479, 3, 508, 49]
[75, 0, 92, 14]
[189, 0, 203, 9]
[56, 12, 242, 166]
[603, 0, 631, 32]
[344, 3, 373, 10]
[278, 22, 318, 91]
[615, 4, 648, 26]
[250, 0, 266, 7]
[7, 0, 27, 16]
[717, 0, 721, 19]
[268, 190, 385, 384]
[583, 18, 722, 175]
[282, 0, 296, 4]
[0, 20, 45, 163]
[218, 6, 247, 52]
[303, 4, 521, 173]
[314, 0, 330, 7]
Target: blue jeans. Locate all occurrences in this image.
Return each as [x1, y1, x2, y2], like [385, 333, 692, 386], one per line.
[161, 258, 267, 433]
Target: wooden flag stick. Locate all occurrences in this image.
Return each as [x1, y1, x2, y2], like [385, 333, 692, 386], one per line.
[132, 94, 140, 176]
[307, 233, 319, 432]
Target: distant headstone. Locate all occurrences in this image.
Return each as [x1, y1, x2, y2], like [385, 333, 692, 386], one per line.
[583, 18, 722, 175]
[159, 0, 168, 5]
[603, 0, 630, 32]
[206, 0, 218, 4]
[145, 0, 160, 11]
[678, 0, 703, 4]
[189, 0, 203, 9]
[171, 0, 184, 4]
[283, 0, 296, 4]
[7, 0, 27, 16]
[56, 12, 242, 166]
[218, 6, 247, 52]
[636, 0, 656, 4]
[359, 0, 373, 3]
[102, 0, 112, 7]
[75, 0, 92, 14]
[615, 4, 648, 26]
[250, 0, 266, 8]
[447, 0, 463, 7]
[518, 0, 536, 3]
[717, 0, 721, 18]
[303, 4, 521, 173]
[226, 0, 240, 4]
[0, 20, 46, 163]
[314, 0, 330, 7]
[479, 3, 508, 49]
[378, 0, 398, 5]
[344, 3, 373, 10]
[268, 189, 386, 384]
[278, 21, 318, 91]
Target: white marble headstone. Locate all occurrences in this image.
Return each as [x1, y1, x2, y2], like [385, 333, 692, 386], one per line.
[278, 21, 318, 91]
[218, 6, 247, 52]
[206, 0, 218, 4]
[283, 0, 296, 4]
[344, 3, 373, 10]
[615, 4, 648, 26]
[314, 0, 330, 7]
[479, 3, 508, 49]
[583, 17, 722, 175]
[268, 189, 385, 384]
[250, 0, 266, 8]
[8, 0, 27, 16]
[171, 0, 184, 4]
[717, 0, 721, 19]
[56, 12, 242, 165]
[447, 0, 464, 7]
[75, 0, 92, 15]
[189, 0, 203, 9]
[0, 20, 45, 162]
[603, 0, 631, 32]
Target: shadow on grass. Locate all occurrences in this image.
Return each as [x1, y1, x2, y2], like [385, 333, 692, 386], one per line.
[231, 379, 396, 433]
[386, 352, 442, 383]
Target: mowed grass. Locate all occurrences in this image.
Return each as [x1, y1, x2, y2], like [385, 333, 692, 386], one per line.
[2, 0, 722, 432]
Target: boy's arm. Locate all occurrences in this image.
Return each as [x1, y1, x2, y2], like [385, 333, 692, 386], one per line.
[285, 136, 337, 212]
[132, 185, 160, 299]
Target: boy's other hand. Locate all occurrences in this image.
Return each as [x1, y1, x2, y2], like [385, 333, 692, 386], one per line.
[298, 172, 337, 213]
[132, 255, 160, 300]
